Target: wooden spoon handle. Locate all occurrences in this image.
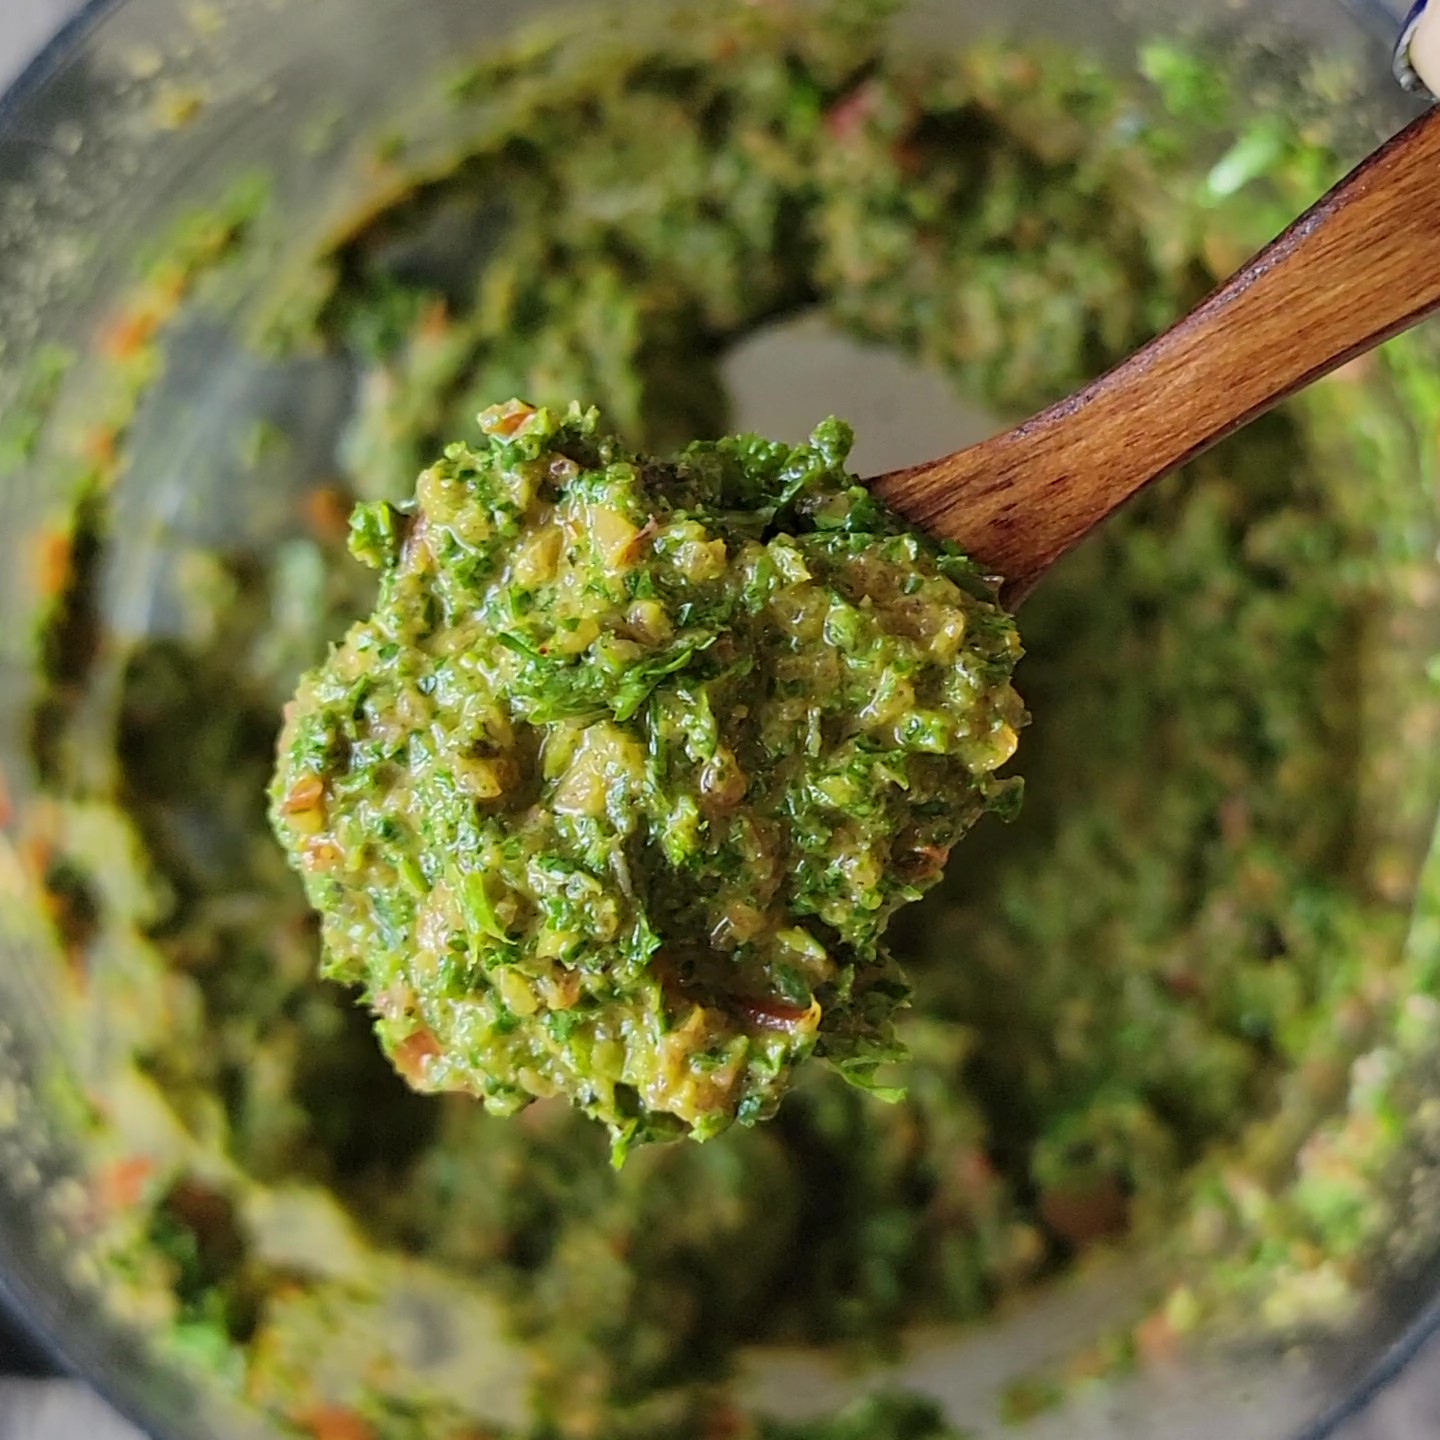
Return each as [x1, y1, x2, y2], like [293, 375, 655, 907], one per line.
[873, 104, 1440, 598]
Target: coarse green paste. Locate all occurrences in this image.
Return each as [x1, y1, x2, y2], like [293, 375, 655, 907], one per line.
[271, 400, 1022, 1146]
[14, 4, 1440, 1438]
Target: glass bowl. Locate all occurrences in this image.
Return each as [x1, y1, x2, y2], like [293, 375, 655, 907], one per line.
[0, 2, 1436, 1438]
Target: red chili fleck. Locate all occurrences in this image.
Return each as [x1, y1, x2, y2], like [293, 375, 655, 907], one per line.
[618, 516, 660, 565]
[83, 427, 119, 469]
[901, 842, 951, 882]
[303, 485, 354, 545]
[296, 1405, 376, 1440]
[35, 529, 73, 600]
[825, 81, 880, 142]
[701, 1402, 750, 1440]
[1134, 1307, 1182, 1367]
[1039, 1176, 1130, 1248]
[1164, 969, 1202, 1000]
[280, 773, 325, 816]
[482, 399, 537, 437]
[736, 994, 815, 1030]
[952, 1147, 999, 1199]
[96, 1155, 156, 1212]
[891, 137, 925, 175]
[418, 297, 451, 340]
[99, 307, 159, 361]
[392, 1027, 442, 1085]
[21, 837, 53, 885]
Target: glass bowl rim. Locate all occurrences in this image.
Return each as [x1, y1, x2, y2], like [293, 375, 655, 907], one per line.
[1, 1, 1439, 1436]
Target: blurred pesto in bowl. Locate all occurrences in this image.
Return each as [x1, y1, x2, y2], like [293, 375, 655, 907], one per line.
[10, 2, 1440, 1437]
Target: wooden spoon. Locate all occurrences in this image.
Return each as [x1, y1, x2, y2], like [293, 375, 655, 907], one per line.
[870, 103, 1440, 604]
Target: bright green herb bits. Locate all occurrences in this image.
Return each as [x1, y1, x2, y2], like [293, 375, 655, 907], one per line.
[271, 400, 1024, 1146]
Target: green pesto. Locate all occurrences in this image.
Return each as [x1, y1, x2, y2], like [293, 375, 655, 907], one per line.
[271, 401, 1023, 1146]
[16, 5, 1440, 1440]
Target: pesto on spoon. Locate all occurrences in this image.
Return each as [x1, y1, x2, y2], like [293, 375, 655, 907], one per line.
[271, 400, 1025, 1153]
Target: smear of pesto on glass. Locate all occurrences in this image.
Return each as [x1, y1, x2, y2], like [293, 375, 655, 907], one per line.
[271, 400, 1024, 1148]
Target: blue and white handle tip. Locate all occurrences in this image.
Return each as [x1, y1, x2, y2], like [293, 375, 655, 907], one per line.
[1395, 0, 1440, 100]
